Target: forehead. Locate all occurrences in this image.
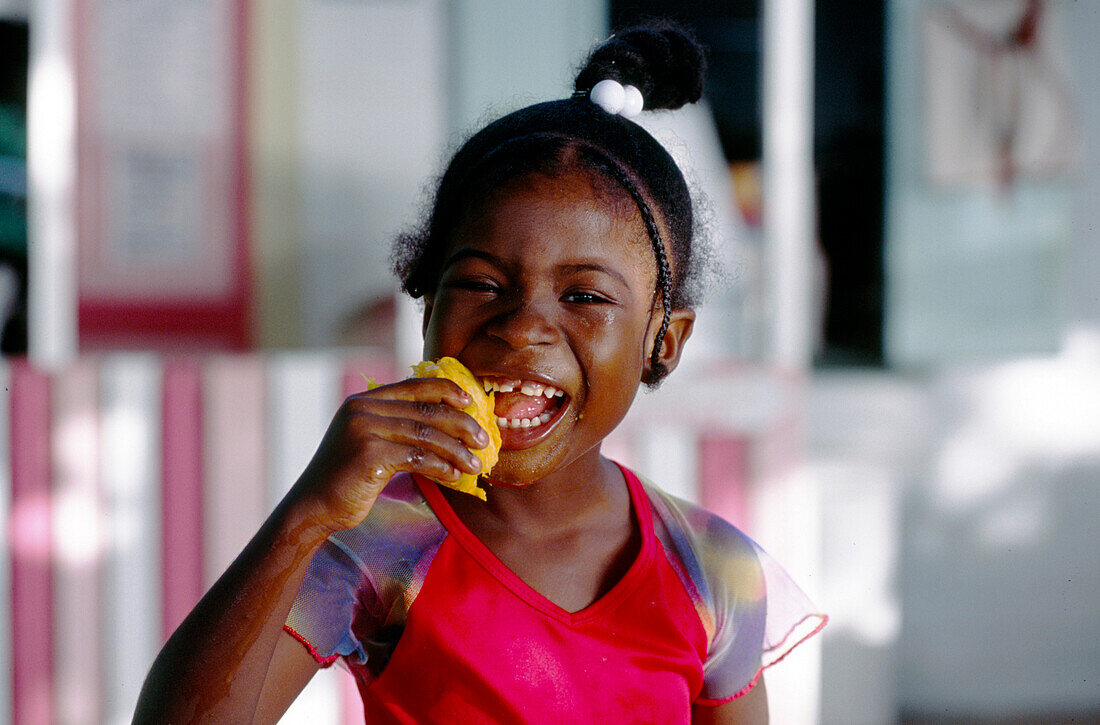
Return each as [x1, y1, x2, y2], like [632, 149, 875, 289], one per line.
[449, 170, 653, 263]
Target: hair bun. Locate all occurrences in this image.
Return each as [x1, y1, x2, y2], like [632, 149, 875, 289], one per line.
[573, 19, 706, 112]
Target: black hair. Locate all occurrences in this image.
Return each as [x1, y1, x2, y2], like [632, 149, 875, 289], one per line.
[393, 19, 707, 385]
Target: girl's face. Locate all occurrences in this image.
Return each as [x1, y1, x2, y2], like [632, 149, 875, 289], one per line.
[422, 170, 693, 487]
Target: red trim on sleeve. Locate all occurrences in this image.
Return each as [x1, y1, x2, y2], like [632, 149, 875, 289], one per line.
[694, 672, 762, 707]
[283, 624, 341, 667]
[694, 613, 830, 707]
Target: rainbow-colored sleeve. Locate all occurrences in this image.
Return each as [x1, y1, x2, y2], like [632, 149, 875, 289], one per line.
[283, 473, 448, 668]
[645, 481, 828, 703]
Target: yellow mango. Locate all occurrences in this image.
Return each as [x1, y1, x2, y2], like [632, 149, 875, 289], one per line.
[412, 357, 501, 500]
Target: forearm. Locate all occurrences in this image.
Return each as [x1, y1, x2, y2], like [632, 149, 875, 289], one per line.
[133, 496, 331, 724]
[132, 378, 486, 723]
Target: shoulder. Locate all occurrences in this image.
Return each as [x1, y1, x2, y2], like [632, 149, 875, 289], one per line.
[633, 472, 771, 703]
[633, 471, 766, 646]
[628, 469, 827, 704]
[638, 474, 763, 586]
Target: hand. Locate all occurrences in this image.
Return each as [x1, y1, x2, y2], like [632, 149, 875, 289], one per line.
[290, 377, 491, 534]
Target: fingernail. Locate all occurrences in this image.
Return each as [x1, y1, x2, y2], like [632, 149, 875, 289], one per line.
[475, 428, 489, 446]
[468, 453, 482, 472]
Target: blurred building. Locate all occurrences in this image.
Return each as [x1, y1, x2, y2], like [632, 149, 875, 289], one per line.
[1, 1, 1099, 724]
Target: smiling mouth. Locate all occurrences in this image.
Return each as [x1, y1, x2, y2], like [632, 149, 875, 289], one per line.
[482, 378, 567, 431]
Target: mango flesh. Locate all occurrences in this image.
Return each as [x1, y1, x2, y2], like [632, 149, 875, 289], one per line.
[411, 357, 501, 500]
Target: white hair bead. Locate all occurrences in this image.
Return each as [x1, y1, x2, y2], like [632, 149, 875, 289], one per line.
[590, 79, 626, 115]
[621, 84, 644, 118]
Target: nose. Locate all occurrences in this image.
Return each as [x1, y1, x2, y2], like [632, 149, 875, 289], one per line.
[487, 297, 560, 350]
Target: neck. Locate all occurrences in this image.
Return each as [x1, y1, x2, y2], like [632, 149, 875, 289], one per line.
[446, 452, 628, 538]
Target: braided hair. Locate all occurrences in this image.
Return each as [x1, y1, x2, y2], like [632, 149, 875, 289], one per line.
[393, 19, 707, 385]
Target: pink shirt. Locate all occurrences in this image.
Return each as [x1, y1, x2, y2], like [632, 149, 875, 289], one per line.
[286, 466, 825, 723]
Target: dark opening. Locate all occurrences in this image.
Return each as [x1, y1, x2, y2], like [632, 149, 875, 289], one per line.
[0, 19, 29, 356]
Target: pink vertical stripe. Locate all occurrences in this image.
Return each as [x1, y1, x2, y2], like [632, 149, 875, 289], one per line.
[161, 359, 205, 640]
[9, 363, 53, 725]
[202, 357, 268, 586]
[341, 354, 398, 398]
[698, 434, 751, 533]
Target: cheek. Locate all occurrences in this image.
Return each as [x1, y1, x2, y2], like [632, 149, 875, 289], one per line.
[582, 307, 638, 347]
[578, 309, 651, 385]
[422, 296, 466, 357]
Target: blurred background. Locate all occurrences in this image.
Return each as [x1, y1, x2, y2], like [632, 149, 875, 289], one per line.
[1, 0, 1098, 723]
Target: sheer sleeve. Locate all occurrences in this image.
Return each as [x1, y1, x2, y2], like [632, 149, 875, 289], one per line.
[282, 473, 447, 669]
[647, 486, 827, 705]
[698, 522, 826, 703]
[284, 534, 378, 667]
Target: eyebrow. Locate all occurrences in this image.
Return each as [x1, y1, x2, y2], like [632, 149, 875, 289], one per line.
[441, 248, 498, 273]
[442, 251, 632, 289]
[557, 263, 631, 289]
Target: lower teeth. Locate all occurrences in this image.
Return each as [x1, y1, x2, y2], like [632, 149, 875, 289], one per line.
[497, 412, 552, 429]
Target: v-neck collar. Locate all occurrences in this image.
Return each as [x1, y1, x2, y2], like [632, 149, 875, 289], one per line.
[414, 463, 656, 627]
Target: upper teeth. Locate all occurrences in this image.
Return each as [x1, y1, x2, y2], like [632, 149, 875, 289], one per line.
[483, 379, 564, 399]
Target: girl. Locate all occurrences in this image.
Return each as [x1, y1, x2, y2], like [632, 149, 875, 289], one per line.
[135, 20, 825, 724]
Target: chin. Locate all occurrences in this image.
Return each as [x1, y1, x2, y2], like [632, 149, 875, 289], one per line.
[481, 462, 543, 489]
[482, 447, 565, 490]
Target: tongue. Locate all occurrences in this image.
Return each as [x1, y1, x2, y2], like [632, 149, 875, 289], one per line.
[493, 392, 553, 420]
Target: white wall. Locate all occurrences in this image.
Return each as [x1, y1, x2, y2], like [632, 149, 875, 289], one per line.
[812, 352, 1100, 721]
[0, 0, 27, 21]
[295, 0, 448, 349]
[895, 348, 1100, 716]
[810, 373, 925, 725]
[446, 0, 607, 137]
[253, 0, 609, 351]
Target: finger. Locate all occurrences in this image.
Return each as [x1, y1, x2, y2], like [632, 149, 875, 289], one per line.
[346, 396, 490, 450]
[351, 411, 485, 475]
[373, 439, 467, 482]
[353, 377, 473, 410]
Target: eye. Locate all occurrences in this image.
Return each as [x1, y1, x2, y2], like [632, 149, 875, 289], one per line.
[562, 290, 613, 305]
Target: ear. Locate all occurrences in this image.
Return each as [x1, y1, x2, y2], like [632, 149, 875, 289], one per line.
[643, 308, 695, 381]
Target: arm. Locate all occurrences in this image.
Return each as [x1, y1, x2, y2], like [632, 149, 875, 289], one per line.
[133, 379, 489, 724]
[253, 629, 330, 723]
[133, 495, 327, 724]
[692, 679, 768, 725]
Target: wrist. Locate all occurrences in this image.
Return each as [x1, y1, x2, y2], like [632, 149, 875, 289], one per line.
[271, 493, 342, 552]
